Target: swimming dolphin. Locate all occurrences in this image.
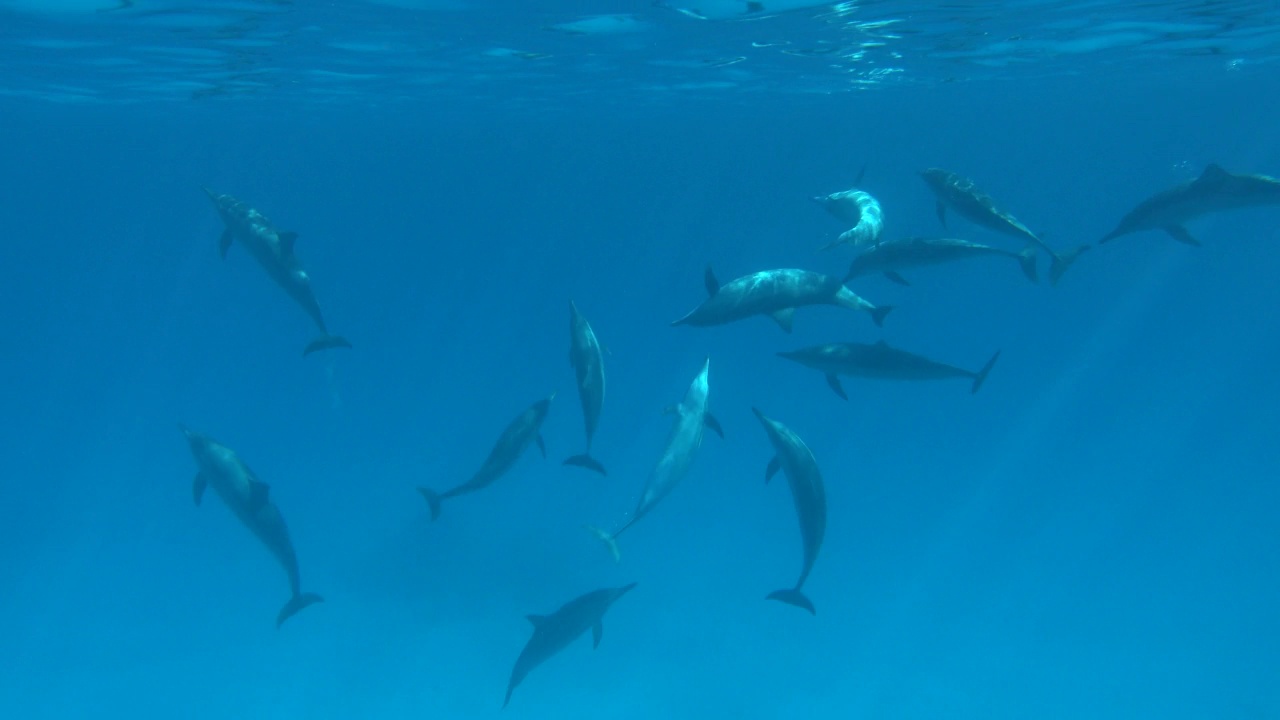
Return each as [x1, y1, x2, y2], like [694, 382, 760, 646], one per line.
[778, 340, 1000, 399]
[812, 188, 884, 251]
[586, 358, 722, 562]
[504, 582, 637, 708]
[418, 393, 555, 521]
[672, 266, 891, 332]
[751, 408, 826, 615]
[1099, 163, 1280, 246]
[844, 236, 1038, 285]
[918, 168, 1089, 286]
[563, 301, 607, 476]
[202, 187, 351, 355]
[180, 425, 323, 628]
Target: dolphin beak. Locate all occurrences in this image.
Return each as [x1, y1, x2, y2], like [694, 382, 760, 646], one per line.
[750, 407, 767, 422]
[200, 186, 218, 202]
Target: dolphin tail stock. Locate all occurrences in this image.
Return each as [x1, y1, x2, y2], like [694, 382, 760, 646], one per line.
[1016, 245, 1039, 283]
[584, 524, 622, 563]
[417, 487, 443, 521]
[766, 588, 816, 615]
[1047, 244, 1091, 287]
[869, 304, 893, 328]
[276, 592, 323, 628]
[971, 350, 1001, 394]
[303, 334, 353, 356]
[563, 453, 608, 476]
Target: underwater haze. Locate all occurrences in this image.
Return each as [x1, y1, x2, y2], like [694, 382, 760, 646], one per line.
[2, 1, 1279, 718]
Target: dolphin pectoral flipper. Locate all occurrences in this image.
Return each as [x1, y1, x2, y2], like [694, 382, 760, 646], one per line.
[276, 592, 323, 628]
[765, 456, 781, 483]
[417, 487, 443, 521]
[303, 335, 353, 356]
[767, 588, 816, 615]
[1017, 246, 1039, 284]
[278, 231, 298, 255]
[769, 308, 796, 333]
[1165, 225, 1201, 246]
[703, 265, 720, 296]
[535, 434, 547, 458]
[935, 199, 948, 228]
[704, 412, 724, 439]
[193, 472, 208, 506]
[971, 350, 1001, 394]
[218, 229, 233, 259]
[563, 454, 607, 476]
[825, 374, 848, 401]
[591, 621, 603, 649]
[883, 271, 911, 286]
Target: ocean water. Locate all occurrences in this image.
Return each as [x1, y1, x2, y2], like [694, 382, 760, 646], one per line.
[2, 1, 1279, 718]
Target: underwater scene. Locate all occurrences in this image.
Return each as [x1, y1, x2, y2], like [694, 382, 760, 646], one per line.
[1, 1, 1278, 718]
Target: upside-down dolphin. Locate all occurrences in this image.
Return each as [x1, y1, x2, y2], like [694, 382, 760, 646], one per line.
[918, 168, 1089, 286]
[812, 187, 885, 251]
[752, 408, 826, 615]
[202, 188, 351, 355]
[563, 301, 607, 476]
[672, 266, 891, 332]
[586, 358, 722, 561]
[778, 340, 1000, 399]
[504, 582, 636, 708]
[1100, 163, 1280, 246]
[418, 393, 555, 520]
[843, 236, 1038, 285]
[180, 425, 323, 628]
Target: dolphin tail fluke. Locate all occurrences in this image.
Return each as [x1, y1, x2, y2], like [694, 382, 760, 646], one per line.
[767, 588, 816, 615]
[1047, 245, 1091, 286]
[563, 453, 608, 476]
[417, 487, 443, 521]
[1016, 246, 1039, 283]
[585, 524, 621, 563]
[276, 592, 323, 628]
[303, 334, 353, 356]
[972, 350, 1001, 394]
[869, 304, 893, 328]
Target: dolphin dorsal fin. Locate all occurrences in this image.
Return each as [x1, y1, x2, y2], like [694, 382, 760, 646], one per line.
[526, 614, 550, 628]
[703, 265, 720, 297]
[279, 231, 298, 254]
[1196, 164, 1231, 188]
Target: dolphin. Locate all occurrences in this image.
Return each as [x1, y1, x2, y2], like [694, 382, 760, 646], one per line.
[1100, 163, 1280, 246]
[586, 358, 722, 562]
[844, 236, 1039, 286]
[202, 187, 351, 355]
[672, 266, 891, 332]
[418, 393, 554, 521]
[179, 425, 323, 628]
[504, 582, 636, 708]
[918, 168, 1089, 286]
[812, 188, 884, 251]
[778, 340, 1000, 399]
[751, 408, 826, 615]
[563, 301, 607, 476]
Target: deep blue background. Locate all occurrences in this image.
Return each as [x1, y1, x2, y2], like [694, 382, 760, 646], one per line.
[1, 68, 1278, 718]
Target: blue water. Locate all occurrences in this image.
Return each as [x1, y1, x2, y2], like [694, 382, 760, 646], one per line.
[2, 2, 1279, 718]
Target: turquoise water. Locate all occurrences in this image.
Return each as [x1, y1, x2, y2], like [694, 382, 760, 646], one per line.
[1, 2, 1278, 718]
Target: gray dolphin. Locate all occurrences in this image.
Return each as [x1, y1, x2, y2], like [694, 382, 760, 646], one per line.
[504, 582, 636, 708]
[1100, 163, 1280, 246]
[563, 301, 607, 476]
[918, 168, 1089, 286]
[672, 265, 891, 332]
[586, 358, 722, 562]
[180, 425, 323, 628]
[812, 188, 885, 251]
[418, 393, 555, 520]
[778, 340, 1000, 399]
[844, 236, 1038, 286]
[751, 408, 826, 615]
[202, 187, 351, 355]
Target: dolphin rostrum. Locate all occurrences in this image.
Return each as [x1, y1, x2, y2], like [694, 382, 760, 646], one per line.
[418, 393, 555, 521]
[180, 425, 323, 628]
[586, 358, 722, 561]
[202, 188, 351, 355]
[778, 340, 1000, 399]
[504, 582, 636, 708]
[918, 168, 1089, 286]
[812, 187, 885, 251]
[843, 236, 1038, 286]
[672, 266, 891, 332]
[1100, 163, 1280, 246]
[563, 301, 607, 476]
[751, 408, 826, 615]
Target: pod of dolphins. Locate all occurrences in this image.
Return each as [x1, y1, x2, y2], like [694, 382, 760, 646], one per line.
[181, 162, 1280, 706]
